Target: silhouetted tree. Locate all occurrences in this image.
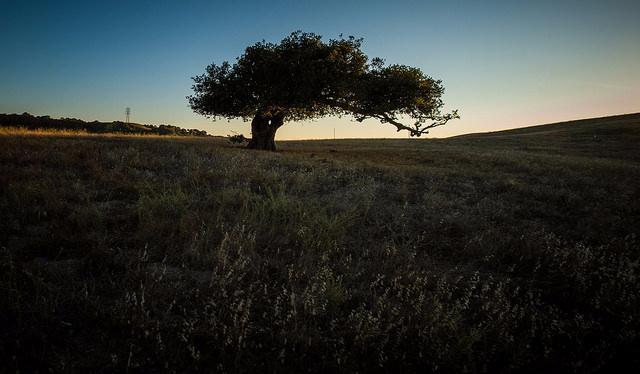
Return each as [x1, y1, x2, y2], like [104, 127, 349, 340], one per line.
[188, 31, 459, 150]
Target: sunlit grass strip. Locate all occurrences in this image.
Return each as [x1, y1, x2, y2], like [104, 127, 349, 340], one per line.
[0, 126, 200, 139]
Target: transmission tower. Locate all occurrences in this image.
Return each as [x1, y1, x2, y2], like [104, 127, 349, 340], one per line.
[125, 107, 131, 124]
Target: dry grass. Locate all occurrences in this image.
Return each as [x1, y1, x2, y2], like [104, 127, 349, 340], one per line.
[1, 114, 639, 372]
[0, 126, 218, 140]
[0, 126, 92, 137]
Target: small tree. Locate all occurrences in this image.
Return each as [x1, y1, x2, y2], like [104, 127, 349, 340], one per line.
[188, 31, 458, 150]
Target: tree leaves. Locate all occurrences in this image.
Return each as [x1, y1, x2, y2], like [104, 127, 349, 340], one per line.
[188, 31, 458, 136]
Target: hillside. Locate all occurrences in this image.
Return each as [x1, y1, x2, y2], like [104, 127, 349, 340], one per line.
[454, 112, 640, 139]
[445, 112, 640, 160]
[282, 112, 639, 156]
[1, 114, 639, 372]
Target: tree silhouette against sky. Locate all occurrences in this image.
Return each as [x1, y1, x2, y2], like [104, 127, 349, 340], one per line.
[189, 31, 458, 150]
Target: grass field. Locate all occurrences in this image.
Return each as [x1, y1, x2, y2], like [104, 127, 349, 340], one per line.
[1, 113, 639, 372]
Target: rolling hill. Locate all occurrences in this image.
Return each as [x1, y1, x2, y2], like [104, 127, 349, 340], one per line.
[453, 112, 640, 139]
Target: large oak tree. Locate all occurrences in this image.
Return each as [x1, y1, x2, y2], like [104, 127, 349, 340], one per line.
[188, 31, 458, 150]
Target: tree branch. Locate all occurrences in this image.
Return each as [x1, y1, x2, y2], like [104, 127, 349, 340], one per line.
[370, 111, 458, 137]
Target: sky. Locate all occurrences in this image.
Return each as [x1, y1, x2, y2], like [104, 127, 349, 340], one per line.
[1, 0, 639, 139]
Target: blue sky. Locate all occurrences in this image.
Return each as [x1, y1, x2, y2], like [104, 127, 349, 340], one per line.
[1, 0, 639, 138]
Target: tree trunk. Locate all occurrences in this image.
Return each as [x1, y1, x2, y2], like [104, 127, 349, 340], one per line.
[247, 112, 284, 151]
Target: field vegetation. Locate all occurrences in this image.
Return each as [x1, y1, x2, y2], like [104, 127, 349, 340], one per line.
[0, 112, 209, 137]
[1, 113, 639, 372]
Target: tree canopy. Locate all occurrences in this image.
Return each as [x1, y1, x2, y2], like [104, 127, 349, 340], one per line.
[189, 31, 458, 149]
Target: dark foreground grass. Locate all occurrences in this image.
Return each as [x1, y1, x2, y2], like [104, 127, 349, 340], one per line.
[1, 114, 639, 372]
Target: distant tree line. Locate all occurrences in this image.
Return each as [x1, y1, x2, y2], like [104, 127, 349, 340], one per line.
[0, 112, 209, 137]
